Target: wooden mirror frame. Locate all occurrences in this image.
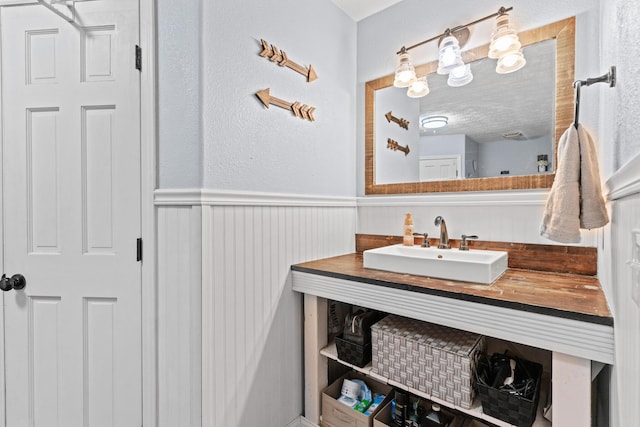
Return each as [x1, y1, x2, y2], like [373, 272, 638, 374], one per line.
[365, 17, 575, 195]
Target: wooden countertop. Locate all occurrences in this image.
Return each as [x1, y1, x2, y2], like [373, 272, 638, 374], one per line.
[292, 253, 612, 326]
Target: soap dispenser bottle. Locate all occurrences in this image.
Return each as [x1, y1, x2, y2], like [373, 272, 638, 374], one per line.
[403, 213, 414, 246]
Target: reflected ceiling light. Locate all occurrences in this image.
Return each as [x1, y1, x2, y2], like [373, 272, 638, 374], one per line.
[420, 115, 448, 129]
[488, 12, 522, 59]
[496, 50, 526, 74]
[437, 35, 464, 75]
[392, 6, 522, 98]
[407, 76, 430, 98]
[393, 49, 417, 88]
[447, 64, 473, 87]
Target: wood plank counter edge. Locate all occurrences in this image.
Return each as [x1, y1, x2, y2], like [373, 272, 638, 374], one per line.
[292, 253, 612, 326]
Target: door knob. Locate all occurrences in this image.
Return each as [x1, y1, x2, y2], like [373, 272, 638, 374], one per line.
[0, 274, 26, 292]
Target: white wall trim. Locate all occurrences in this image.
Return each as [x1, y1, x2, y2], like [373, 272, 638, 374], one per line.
[284, 415, 318, 427]
[154, 188, 550, 208]
[140, 0, 158, 425]
[154, 188, 357, 207]
[356, 189, 549, 207]
[605, 153, 640, 201]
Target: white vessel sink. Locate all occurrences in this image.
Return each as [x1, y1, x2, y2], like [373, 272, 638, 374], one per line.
[362, 244, 508, 284]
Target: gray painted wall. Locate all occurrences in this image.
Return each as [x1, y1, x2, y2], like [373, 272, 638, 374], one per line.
[600, 0, 640, 176]
[600, 1, 640, 425]
[158, 0, 357, 196]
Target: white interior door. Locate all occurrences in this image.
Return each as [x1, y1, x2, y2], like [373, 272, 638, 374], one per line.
[1, 2, 142, 426]
[419, 156, 460, 181]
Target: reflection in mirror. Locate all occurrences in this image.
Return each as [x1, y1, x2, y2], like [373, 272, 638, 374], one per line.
[365, 17, 575, 194]
[377, 40, 556, 184]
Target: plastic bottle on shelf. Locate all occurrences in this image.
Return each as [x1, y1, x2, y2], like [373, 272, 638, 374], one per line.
[393, 390, 409, 427]
[403, 213, 414, 246]
[406, 397, 425, 427]
[424, 403, 453, 427]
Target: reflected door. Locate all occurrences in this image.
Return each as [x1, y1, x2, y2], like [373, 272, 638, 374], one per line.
[1, 2, 142, 425]
[419, 156, 460, 181]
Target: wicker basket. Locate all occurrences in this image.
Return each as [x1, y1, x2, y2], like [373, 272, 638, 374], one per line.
[335, 334, 372, 367]
[476, 358, 542, 427]
[371, 315, 485, 409]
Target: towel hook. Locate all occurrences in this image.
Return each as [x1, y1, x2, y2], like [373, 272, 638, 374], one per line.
[573, 66, 616, 128]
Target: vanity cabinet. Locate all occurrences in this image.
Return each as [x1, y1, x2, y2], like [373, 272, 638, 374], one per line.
[292, 253, 613, 427]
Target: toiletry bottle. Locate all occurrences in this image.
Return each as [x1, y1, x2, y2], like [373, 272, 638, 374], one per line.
[424, 403, 452, 427]
[393, 390, 409, 427]
[403, 213, 414, 246]
[406, 398, 424, 427]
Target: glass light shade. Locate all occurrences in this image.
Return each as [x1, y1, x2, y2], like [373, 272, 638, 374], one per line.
[393, 52, 417, 88]
[447, 64, 473, 87]
[437, 36, 464, 75]
[488, 14, 522, 59]
[496, 50, 526, 74]
[420, 115, 448, 129]
[407, 76, 430, 98]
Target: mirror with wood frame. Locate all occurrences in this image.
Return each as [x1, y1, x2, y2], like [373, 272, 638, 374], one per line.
[364, 17, 575, 195]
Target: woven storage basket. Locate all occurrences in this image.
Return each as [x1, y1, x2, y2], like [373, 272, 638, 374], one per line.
[335, 334, 372, 367]
[476, 358, 543, 427]
[371, 315, 485, 409]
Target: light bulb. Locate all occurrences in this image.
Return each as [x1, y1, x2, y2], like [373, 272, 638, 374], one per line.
[407, 76, 430, 98]
[393, 52, 417, 88]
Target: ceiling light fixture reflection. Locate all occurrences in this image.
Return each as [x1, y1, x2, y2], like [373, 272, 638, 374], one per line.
[420, 115, 448, 129]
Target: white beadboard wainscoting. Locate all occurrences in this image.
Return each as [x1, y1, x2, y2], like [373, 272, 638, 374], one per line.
[357, 190, 599, 247]
[604, 153, 640, 426]
[155, 189, 357, 427]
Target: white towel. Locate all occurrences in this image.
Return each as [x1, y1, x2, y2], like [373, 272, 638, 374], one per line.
[540, 124, 609, 243]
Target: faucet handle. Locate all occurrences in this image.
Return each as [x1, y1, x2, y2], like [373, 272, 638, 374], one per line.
[413, 232, 429, 247]
[460, 234, 478, 251]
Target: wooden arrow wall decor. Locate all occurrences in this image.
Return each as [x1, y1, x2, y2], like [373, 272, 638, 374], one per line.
[260, 39, 318, 83]
[256, 88, 316, 122]
[385, 111, 409, 130]
[387, 138, 410, 156]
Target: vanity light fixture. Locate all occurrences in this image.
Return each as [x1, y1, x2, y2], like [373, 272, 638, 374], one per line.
[496, 50, 526, 74]
[420, 115, 448, 129]
[447, 64, 473, 87]
[437, 34, 465, 75]
[488, 12, 521, 59]
[407, 76, 430, 98]
[393, 49, 417, 88]
[392, 6, 524, 96]
[489, 10, 526, 73]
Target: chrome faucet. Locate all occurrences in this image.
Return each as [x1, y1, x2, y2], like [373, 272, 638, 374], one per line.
[413, 232, 429, 247]
[434, 216, 450, 249]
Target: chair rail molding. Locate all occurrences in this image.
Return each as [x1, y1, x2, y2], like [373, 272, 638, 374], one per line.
[154, 188, 357, 207]
[605, 152, 640, 200]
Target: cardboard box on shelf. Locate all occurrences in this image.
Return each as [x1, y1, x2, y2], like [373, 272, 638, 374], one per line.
[322, 371, 392, 427]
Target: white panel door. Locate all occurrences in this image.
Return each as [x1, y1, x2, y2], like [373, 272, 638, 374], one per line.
[1, 2, 141, 426]
[419, 156, 460, 181]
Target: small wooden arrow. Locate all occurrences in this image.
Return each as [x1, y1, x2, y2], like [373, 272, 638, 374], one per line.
[260, 39, 318, 83]
[256, 88, 316, 122]
[387, 138, 410, 156]
[385, 111, 410, 130]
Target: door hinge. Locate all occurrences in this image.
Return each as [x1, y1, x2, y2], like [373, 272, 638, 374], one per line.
[135, 45, 142, 71]
[136, 238, 143, 262]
